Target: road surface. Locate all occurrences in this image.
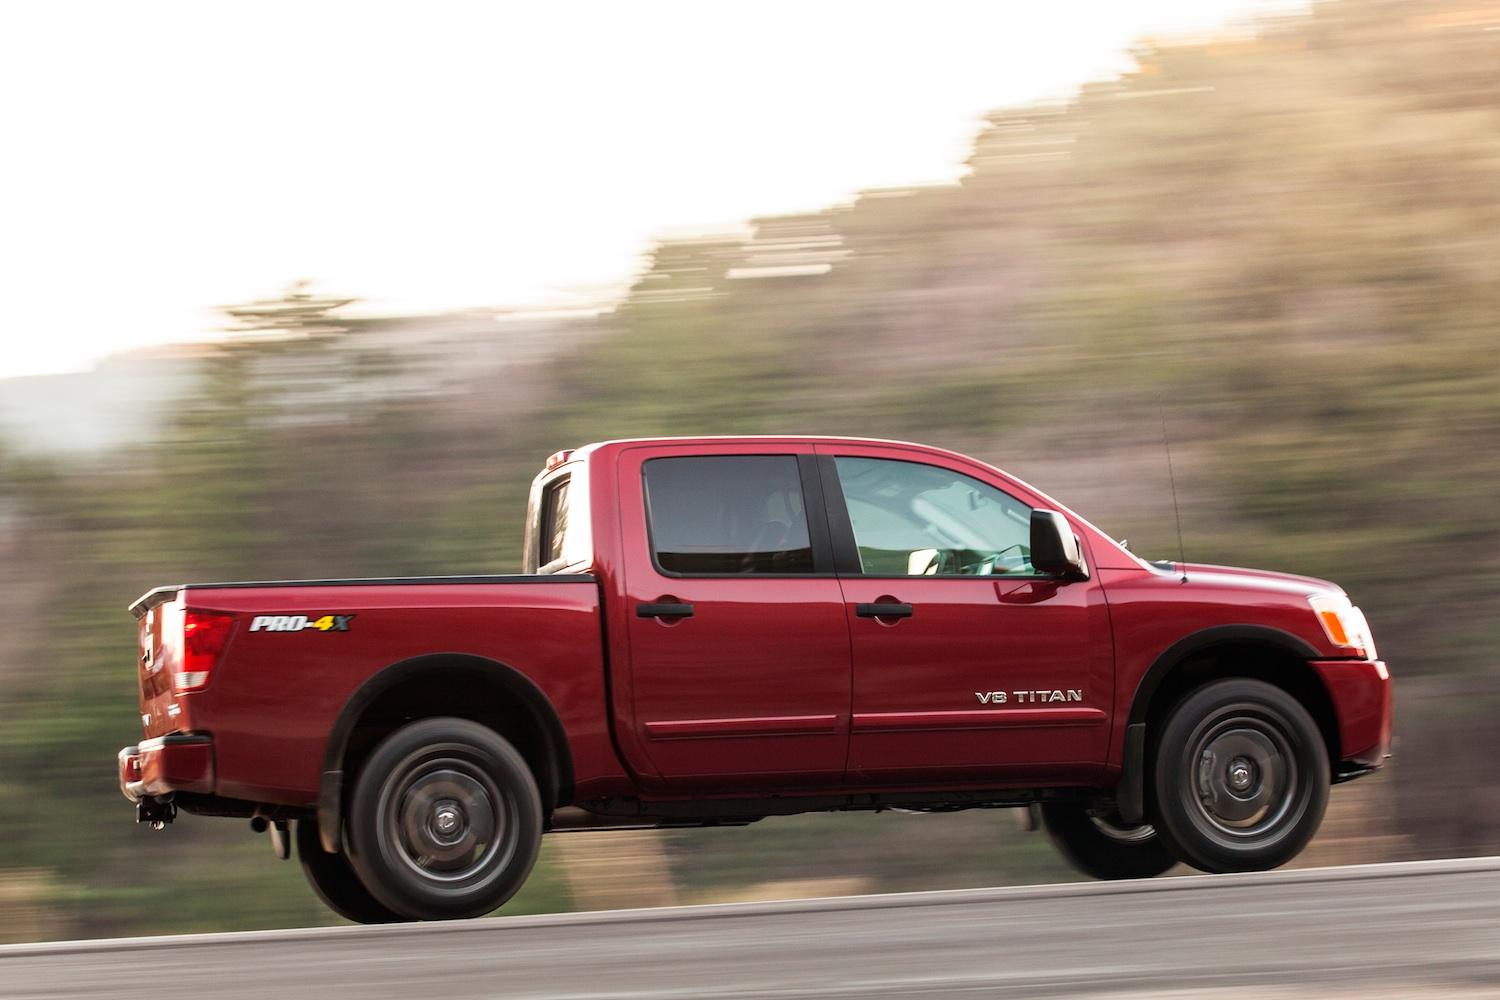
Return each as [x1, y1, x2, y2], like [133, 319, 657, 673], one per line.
[4, 858, 1499, 999]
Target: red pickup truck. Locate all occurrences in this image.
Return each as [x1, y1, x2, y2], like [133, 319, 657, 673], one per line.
[119, 436, 1391, 922]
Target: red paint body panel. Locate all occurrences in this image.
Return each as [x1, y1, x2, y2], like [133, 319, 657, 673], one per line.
[119, 435, 1393, 819]
[835, 574, 1112, 783]
[610, 442, 851, 791]
[644, 715, 840, 740]
[1092, 563, 1357, 777]
[139, 581, 628, 806]
[1310, 659, 1392, 765]
[851, 708, 1107, 732]
[819, 443, 1114, 785]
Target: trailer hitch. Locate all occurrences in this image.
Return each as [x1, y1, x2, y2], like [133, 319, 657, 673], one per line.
[137, 797, 177, 830]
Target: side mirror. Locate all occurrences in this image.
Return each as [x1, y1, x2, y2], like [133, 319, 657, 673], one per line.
[1030, 509, 1089, 581]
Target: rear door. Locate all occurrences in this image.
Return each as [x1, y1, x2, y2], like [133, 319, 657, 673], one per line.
[616, 443, 852, 790]
[818, 446, 1114, 785]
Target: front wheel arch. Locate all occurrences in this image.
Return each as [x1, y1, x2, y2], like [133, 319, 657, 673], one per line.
[1130, 627, 1340, 762]
[1115, 628, 1339, 826]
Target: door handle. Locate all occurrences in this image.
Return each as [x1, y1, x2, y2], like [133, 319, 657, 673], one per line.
[856, 602, 913, 619]
[637, 601, 695, 619]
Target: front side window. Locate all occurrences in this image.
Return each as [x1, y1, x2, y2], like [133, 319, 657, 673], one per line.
[644, 455, 814, 574]
[834, 456, 1035, 576]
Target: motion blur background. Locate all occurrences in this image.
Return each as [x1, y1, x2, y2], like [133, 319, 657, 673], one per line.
[1, 0, 1497, 942]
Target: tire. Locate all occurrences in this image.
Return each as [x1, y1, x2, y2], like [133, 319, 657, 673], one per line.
[1150, 678, 1330, 873]
[295, 818, 407, 924]
[1040, 802, 1179, 880]
[346, 717, 543, 921]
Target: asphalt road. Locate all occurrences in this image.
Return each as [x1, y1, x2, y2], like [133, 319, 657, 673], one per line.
[5, 858, 1500, 999]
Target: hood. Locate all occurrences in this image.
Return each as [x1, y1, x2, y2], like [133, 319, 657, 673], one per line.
[1172, 562, 1342, 598]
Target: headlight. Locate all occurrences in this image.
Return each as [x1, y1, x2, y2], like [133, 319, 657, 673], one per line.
[1308, 593, 1377, 659]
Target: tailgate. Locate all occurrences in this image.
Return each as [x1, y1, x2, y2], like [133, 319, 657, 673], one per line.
[133, 587, 182, 738]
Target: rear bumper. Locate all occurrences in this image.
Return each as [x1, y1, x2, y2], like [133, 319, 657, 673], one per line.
[1309, 659, 1392, 770]
[118, 734, 215, 802]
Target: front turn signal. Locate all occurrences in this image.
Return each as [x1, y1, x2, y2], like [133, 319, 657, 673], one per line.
[1309, 593, 1376, 659]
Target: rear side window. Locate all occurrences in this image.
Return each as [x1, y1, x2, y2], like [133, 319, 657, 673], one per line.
[644, 456, 813, 574]
[539, 476, 573, 569]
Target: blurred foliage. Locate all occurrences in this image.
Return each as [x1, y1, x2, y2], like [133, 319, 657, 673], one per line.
[3, 0, 1499, 941]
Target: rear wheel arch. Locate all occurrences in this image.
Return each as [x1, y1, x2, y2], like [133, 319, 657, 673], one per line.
[1125, 626, 1341, 796]
[317, 652, 573, 852]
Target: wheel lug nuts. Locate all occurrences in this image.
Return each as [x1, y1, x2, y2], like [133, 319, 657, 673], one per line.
[434, 806, 460, 835]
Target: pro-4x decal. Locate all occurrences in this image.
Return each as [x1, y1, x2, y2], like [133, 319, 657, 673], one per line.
[248, 614, 355, 633]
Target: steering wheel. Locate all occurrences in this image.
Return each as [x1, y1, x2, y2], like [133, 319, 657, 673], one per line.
[972, 543, 1029, 576]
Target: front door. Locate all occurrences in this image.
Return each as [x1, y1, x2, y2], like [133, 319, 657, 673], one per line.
[618, 444, 851, 790]
[819, 448, 1113, 785]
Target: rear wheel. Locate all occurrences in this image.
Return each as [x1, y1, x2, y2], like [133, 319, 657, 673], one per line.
[1040, 801, 1179, 880]
[295, 818, 406, 924]
[346, 717, 543, 921]
[1150, 678, 1329, 873]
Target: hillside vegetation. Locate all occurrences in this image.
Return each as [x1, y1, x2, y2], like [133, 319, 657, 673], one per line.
[2, 0, 1497, 939]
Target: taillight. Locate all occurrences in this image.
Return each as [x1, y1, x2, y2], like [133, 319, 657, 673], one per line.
[177, 610, 235, 691]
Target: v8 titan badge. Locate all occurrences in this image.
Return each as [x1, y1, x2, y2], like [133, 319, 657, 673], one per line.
[248, 614, 355, 633]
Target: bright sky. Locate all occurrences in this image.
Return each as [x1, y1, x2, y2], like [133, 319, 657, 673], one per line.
[0, 0, 1283, 379]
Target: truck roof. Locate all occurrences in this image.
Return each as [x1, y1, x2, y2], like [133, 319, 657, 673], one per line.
[566, 435, 982, 465]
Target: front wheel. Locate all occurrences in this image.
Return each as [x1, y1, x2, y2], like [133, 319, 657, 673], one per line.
[346, 717, 543, 921]
[1040, 801, 1179, 880]
[1150, 679, 1330, 873]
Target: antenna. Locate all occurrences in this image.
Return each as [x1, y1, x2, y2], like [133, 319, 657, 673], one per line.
[1161, 405, 1189, 583]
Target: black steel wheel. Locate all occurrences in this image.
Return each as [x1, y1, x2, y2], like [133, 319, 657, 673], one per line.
[295, 817, 406, 924]
[1151, 679, 1329, 873]
[346, 717, 542, 921]
[1040, 801, 1179, 880]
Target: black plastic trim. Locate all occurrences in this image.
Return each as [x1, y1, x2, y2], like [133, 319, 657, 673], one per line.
[130, 574, 596, 619]
[579, 786, 1099, 819]
[797, 453, 837, 574]
[175, 793, 307, 820]
[1333, 761, 1385, 784]
[1126, 625, 1322, 728]
[855, 602, 914, 619]
[1116, 722, 1147, 824]
[138, 733, 213, 752]
[636, 602, 695, 619]
[816, 455, 863, 575]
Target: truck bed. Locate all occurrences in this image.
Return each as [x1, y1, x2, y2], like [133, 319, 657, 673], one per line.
[130, 574, 628, 808]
